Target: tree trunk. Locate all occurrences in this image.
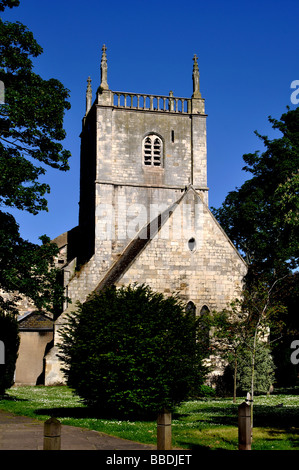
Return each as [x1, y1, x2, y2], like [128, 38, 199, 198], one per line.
[233, 356, 237, 403]
[250, 329, 258, 431]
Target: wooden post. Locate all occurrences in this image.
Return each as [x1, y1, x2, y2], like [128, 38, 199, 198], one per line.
[238, 402, 251, 450]
[43, 417, 61, 450]
[157, 410, 172, 450]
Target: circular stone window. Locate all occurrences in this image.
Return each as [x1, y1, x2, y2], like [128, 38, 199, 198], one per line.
[188, 237, 196, 252]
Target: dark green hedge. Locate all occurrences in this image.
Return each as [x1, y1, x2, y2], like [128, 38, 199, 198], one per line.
[59, 284, 208, 417]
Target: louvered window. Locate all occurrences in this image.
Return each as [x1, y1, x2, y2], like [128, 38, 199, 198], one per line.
[143, 135, 162, 166]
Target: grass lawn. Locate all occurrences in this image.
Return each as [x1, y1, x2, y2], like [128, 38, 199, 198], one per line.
[0, 386, 298, 450]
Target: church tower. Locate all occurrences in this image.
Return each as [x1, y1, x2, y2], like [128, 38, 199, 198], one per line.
[78, 46, 208, 266]
[44, 46, 246, 385]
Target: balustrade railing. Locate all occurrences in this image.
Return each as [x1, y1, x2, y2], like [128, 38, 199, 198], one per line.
[113, 91, 191, 114]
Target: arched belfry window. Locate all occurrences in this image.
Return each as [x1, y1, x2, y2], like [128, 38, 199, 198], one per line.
[143, 134, 163, 167]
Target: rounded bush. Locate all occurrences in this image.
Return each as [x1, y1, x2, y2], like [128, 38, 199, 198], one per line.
[59, 284, 207, 417]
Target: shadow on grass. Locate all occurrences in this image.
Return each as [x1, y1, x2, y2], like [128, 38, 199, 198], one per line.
[272, 387, 299, 395]
[0, 394, 28, 402]
[251, 405, 299, 428]
[34, 406, 157, 422]
[174, 406, 238, 427]
[289, 436, 299, 449]
[178, 442, 214, 450]
[175, 401, 299, 429]
[35, 406, 105, 420]
[175, 441, 233, 451]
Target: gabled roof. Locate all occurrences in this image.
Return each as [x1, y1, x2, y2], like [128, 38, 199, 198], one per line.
[94, 185, 246, 293]
[95, 189, 187, 292]
[18, 311, 53, 331]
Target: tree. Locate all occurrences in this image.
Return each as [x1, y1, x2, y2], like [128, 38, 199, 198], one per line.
[240, 279, 286, 427]
[0, 1, 20, 12]
[210, 277, 285, 424]
[267, 272, 299, 387]
[0, 212, 65, 315]
[236, 340, 275, 396]
[274, 171, 299, 230]
[0, 1, 71, 313]
[208, 304, 249, 402]
[59, 284, 208, 418]
[212, 106, 299, 275]
[212, 106, 299, 395]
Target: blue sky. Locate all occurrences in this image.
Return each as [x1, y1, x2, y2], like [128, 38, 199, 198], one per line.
[2, 0, 299, 244]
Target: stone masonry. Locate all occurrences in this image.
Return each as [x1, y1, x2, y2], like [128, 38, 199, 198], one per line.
[43, 47, 247, 385]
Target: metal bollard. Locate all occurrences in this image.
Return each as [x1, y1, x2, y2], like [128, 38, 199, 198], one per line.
[157, 410, 172, 450]
[238, 402, 251, 450]
[43, 417, 61, 450]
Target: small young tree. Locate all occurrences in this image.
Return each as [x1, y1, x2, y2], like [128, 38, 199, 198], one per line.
[210, 277, 285, 413]
[0, 310, 19, 395]
[242, 277, 286, 427]
[59, 284, 208, 417]
[236, 340, 275, 395]
[208, 303, 249, 402]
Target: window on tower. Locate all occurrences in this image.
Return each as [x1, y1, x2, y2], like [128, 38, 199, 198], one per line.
[143, 134, 163, 167]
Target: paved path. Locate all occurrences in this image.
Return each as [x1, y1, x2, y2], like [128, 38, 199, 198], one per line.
[0, 410, 156, 450]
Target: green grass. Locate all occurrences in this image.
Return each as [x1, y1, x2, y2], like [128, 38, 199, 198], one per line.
[0, 386, 299, 450]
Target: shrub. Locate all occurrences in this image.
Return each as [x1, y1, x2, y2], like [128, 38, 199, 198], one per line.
[0, 311, 20, 395]
[197, 384, 216, 398]
[59, 284, 208, 417]
[236, 340, 276, 395]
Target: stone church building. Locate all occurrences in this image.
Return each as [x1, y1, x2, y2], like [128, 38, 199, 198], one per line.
[15, 46, 247, 385]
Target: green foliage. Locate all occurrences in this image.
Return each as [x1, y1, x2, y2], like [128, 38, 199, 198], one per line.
[212, 106, 299, 274]
[0, 3, 70, 313]
[0, 211, 65, 315]
[270, 272, 299, 383]
[210, 279, 286, 401]
[209, 303, 249, 361]
[274, 171, 299, 228]
[0, 19, 71, 214]
[207, 301, 251, 398]
[0, 1, 19, 12]
[197, 384, 216, 398]
[59, 284, 208, 417]
[236, 341, 276, 395]
[241, 278, 287, 336]
[0, 311, 19, 395]
[211, 107, 299, 389]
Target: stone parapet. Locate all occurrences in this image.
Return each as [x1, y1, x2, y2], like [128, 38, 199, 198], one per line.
[112, 90, 193, 114]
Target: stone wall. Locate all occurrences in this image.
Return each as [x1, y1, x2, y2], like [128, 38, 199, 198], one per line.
[96, 101, 207, 191]
[15, 331, 53, 385]
[62, 186, 246, 317]
[115, 189, 247, 313]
